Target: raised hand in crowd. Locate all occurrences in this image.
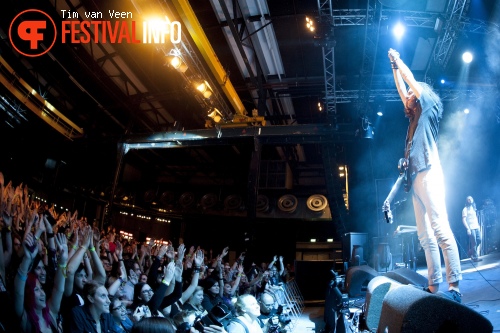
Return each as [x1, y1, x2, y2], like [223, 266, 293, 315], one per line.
[0, 171, 3, 214]
[4, 181, 14, 216]
[221, 246, 229, 258]
[68, 225, 79, 259]
[176, 243, 186, 264]
[131, 241, 138, 260]
[164, 260, 176, 284]
[166, 244, 176, 262]
[115, 239, 124, 262]
[157, 244, 168, 260]
[1, 210, 13, 270]
[193, 249, 204, 269]
[184, 245, 195, 269]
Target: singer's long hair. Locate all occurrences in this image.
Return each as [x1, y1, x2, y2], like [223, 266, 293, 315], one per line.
[419, 82, 443, 118]
[465, 196, 477, 211]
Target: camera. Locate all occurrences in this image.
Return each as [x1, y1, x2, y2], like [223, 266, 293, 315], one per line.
[266, 305, 291, 333]
[276, 305, 291, 325]
[176, 322, 191, 333]
[193, 303, 232, 332]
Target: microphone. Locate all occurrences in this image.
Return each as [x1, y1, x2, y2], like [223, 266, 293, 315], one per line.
[384, 210, 393, 224]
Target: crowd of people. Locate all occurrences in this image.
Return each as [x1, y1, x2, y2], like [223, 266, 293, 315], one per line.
[0, 172, 294, 333]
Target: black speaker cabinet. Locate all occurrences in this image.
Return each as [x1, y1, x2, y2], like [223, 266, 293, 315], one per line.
[377, 285, 493, 333]
[342, 232, 368, 265]
[345, 265, 378, 298]
[365, 276, 403, 331]
[383, 267, 428, 288]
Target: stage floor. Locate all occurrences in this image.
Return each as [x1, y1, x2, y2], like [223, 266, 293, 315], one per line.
[294, 251, 500, 332]
[417, 250, 500, 331]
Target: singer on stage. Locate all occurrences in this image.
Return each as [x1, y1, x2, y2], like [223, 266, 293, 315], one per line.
[388, 48, 462, 303]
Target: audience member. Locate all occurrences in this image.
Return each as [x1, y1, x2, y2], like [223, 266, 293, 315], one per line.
[69, 280, 114, 332]
[0, 172, 296, 333]
[226, 294, 264, 333]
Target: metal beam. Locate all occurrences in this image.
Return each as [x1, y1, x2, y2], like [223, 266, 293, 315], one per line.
[326, 87, 494, 103]
[433, 0, 470, 69]
[358, 0, 382, 112]
[425, 0, 470, 81]
[122, 124, 350, 148]
[170, 0, 247, 116]
[0, 56, 83, 140]
[327, 8, 495, 35]
[318, 0, 337, 115]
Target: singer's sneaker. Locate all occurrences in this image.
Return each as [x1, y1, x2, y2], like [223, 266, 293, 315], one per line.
[437, 290, 462, 303]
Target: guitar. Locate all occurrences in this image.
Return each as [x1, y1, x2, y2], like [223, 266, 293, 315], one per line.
[398, 157, 411, 193]
[383, 157, 411, 224]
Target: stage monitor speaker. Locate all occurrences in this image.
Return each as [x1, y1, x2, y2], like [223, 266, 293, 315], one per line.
[342, 232, 367, 265]
[365, 276, 403, 331]
[383, 267, 428, 288]
[345, 265, 378, 298]
[378, 285, 493, 333]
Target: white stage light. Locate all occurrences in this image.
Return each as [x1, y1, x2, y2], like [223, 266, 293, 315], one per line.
[462, 51, 473, 63]
[392, 22, 405, 39]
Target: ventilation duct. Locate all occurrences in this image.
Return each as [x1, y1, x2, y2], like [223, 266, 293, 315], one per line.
[144, 189, 156, 203]
[201, 193, 218, 210]
[159, 191, 175, 205]
[277, 194, 298, 213]
[179, 192, 196, 208]
[256, 194, 271, 213]
[306, 194, 328, 212]
[224, 194, 243, 210]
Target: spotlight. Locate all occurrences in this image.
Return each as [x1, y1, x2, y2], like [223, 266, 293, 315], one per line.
[166, 50, 188, 73]
[208, 108, 223, 123]
[440, 79, 445, 84]
[196, 80, 213, 99]
[462, 51, 473, 63]
[377, 111, 383, 116]
[392, 22, 405, 39]
[464, 108, 470, 114]
[306, 17, 315, 32]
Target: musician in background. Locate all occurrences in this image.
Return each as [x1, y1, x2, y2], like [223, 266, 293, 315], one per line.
[462, 196, 482, 262]
[388, 48, 462, 303]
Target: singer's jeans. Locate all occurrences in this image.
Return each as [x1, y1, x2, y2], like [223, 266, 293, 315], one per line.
[412, 165, 462, 286]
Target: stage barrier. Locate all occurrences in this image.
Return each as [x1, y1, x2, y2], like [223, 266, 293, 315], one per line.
[277, 279, 305, 332]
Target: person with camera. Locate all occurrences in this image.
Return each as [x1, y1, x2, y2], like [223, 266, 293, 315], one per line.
[258, 293, 289, 333]
[131, 261, 176, 322]
[185, 303, 233, 333]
